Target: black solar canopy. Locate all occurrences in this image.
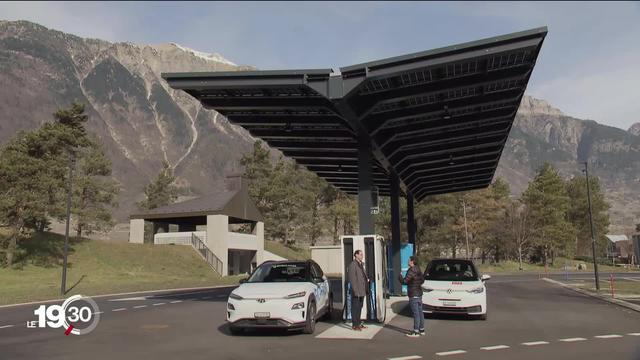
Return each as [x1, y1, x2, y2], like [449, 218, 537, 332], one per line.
[163, 27, 546, 202]
[163, 27, 546, 293]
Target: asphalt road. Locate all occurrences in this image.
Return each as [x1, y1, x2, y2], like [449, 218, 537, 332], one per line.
[1, 273, 640, 360]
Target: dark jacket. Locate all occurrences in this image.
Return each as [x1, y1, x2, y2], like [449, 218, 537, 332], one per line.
[399, 265, 423, 298]
[347, 260, 369, 297]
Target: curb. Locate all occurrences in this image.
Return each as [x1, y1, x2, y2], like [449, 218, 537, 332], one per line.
[542, 277, 640, 313]
[0, 284, 236, 309]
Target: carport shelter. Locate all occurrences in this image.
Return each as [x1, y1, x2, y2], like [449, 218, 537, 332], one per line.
[161, 27, 547, 292]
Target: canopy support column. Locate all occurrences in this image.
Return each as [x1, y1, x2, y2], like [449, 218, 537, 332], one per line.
[390, 171, 402, 295]
[407, 192, 416, 253]
[358, 134, 375, 235]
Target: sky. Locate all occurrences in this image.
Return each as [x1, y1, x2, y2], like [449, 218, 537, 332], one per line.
[1, 1, 639, 131]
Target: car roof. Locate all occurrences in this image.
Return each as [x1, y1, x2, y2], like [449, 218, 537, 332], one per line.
[261, 260, 313, 266]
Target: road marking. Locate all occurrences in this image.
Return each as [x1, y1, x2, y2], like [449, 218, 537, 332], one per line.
[435, 350, 467, 356]
[93, 311, 104, 315]
[201, 296, 213, 300]
[627, 333, 640, 336]
[388, 356, 422, 360]
[480, 345, 509, 351]
[108, 296, 147, 302]
[559, 337, 587, 342]
[0, 325, 15, 329]
[153, 303, 166, 306]
[594, 334, 623, 339]
[522, 341, 549, 346]
[170, 300, 182, 304]
[133, 305, 147, 309]
[112, 308, 126, 312]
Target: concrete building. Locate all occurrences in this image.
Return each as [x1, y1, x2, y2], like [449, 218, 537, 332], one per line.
[129, 174, 264, 276]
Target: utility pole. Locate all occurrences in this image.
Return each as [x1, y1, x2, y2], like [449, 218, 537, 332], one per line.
[463, 199, 470, 260]
[583, 161, 600, 291]
[61, 150, 75, 296]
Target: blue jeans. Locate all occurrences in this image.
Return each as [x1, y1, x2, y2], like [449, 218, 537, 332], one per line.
[409, 297, 425, 332]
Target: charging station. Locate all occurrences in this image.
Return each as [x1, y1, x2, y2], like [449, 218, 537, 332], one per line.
[341, 235, 388, 323]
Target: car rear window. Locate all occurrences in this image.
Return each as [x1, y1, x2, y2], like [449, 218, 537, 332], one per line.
[247, 263, 308, 283]
[424, 260, 478, 281]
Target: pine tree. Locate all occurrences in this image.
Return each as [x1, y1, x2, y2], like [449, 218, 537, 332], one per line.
[566, 175, 610, 257]
[522, 162, 576, 265]
[73, 140, 120, 239]
[137, 162, 178, 210]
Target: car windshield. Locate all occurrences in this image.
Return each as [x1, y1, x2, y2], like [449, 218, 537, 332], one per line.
[424, 260, 479, 281]
[247, 263, 309, 283]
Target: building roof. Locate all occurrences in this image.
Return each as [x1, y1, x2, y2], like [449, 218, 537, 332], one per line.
[130, 177, 263, 222]
[605, 235, 629, 243]
[162, 27, 547, 201]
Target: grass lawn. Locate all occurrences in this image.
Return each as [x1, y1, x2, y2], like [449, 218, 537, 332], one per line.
[264, 240, 310, 260]
[476, 257, 640, 275]
[575, 279, 640, 296]
[0, 232, 243, 306]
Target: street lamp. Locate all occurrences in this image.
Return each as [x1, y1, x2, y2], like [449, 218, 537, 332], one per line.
[582, 161, 600, 291]
[60, 150, 76, 296]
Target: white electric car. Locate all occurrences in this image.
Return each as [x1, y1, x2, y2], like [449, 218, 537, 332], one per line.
[226, 260, 333, 335]
[421, 259, 490, 320]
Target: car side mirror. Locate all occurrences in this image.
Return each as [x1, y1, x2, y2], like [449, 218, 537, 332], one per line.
[481, 274, 491, 282]
[239, 278, 248, 284]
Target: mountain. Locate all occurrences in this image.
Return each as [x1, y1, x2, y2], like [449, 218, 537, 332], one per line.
[1, 20, 638, 234]
[0, 20, 256, 222]
[497, 96, 640, 234]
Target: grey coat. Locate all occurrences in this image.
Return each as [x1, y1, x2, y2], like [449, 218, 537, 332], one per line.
[347, 260, 369, 297]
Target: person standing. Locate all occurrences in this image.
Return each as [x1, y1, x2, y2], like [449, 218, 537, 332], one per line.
[398, 256, 425, 337]
[347, 249, 369, 331]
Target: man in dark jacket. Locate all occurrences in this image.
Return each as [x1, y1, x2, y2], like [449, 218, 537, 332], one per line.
[346, 249, 369, 331]
[398, 256, 425, 337]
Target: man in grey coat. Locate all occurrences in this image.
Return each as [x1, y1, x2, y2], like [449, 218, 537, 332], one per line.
[347, 249, 369, 331]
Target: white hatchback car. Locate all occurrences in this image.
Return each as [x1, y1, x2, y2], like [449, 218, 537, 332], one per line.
[226, 260, 333, 335]
[421, 259, 490, 320]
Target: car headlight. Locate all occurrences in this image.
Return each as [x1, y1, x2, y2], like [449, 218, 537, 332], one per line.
[229, 292, 243, 300]
[284, 291, 306, 299]
[466, 287, 484, 294]
[291, 302, 305, 310]
[422, 286, 434, 292]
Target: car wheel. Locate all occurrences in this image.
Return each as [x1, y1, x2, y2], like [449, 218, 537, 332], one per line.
[229, 325, 243, 335]
[303, 301, 317, 334]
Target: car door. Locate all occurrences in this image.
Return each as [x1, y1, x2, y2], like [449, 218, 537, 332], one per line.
[311, 263, 329, 309]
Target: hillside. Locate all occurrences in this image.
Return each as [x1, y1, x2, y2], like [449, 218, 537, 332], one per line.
[0, 232, 241, 305]
[1, 20, 639, 235]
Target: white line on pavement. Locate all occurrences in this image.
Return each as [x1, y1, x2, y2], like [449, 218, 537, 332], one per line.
[627, 333, 640, 336]
[112, 308, 126, 312]
[170, 300, 182, 304]
[388, 356, 422, 360]
[480, 345, 509, 351]
[522, 341, 549, 346]
[93, 311, 104, 315]
[153, 303, 166, 306]
[594, 334, 623, 339]
[435, 350, 467, 356]
[559, 338, 587, 342]
[133, 305, 147, 309]
[0, 325, 15, 329]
